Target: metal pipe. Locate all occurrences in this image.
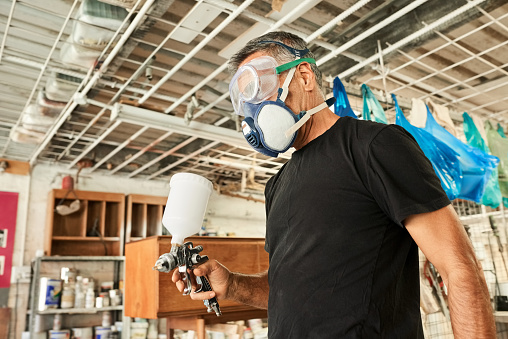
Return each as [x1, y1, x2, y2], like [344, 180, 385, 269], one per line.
[138, 0, 258, 105]
[338, 0, 488, 79]
[0, 0, 17, 63]
[28, 0, 156, 166]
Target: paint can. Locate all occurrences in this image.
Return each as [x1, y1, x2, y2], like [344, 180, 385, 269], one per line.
[94, 326, 111, 339]
[48, 330, 70, 339]
[38, 278, 62, 311]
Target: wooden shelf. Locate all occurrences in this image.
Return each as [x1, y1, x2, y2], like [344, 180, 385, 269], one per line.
[52, 236, 120, 241]
[125, 194, 166, 243]
[45, 189, 125, 256]
[32, 305, 123, 315]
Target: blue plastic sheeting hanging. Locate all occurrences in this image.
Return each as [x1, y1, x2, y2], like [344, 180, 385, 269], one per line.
[485, 120, 508, 200]
[333, 77, 357, 118]
[392, 94, 461, 201]
[462, 112, 502, 208]
[362, 84, 388, 124]
[423, 107, 498, 203]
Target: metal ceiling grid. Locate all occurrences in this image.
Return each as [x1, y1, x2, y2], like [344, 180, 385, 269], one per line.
[352, 2, 508, 123]
[1, 0, 508, 196]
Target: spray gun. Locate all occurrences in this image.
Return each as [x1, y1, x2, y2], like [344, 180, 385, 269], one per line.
[152, 173, 221, 316]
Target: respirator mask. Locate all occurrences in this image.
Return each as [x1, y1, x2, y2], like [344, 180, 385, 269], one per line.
[229, 41, 334, 157]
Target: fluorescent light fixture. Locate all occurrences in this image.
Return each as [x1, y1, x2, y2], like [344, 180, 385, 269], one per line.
[111, 103, 248, 148]
[199, 156, 280, 174]
[171, 3, 223, 44]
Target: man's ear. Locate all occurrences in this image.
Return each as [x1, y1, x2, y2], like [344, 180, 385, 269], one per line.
[296, 62, 316, 92]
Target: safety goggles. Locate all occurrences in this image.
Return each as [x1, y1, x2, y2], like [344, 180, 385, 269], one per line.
[229, 55, 316, 116]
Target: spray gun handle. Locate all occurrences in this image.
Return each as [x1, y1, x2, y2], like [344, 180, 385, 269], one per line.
[196, 275, 222, 316]
[179, 266, 193, 295]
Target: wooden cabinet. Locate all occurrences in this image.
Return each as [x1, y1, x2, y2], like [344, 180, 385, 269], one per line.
[125, 194, 166, 243]
[45, 190, 125, 256]
[124, 236, 269, 319]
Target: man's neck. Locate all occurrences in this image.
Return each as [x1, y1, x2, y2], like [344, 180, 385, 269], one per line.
[293, 108, 339, 150]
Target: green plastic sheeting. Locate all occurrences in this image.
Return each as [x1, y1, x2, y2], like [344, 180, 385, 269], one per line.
[485, 120, 508, 200]
[462, 112, 502, 208]
[361, 84, 387, 124]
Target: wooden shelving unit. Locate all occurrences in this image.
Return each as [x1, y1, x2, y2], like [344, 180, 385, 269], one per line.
[45, 190, 125, 256]
[125, 194, 166, 243]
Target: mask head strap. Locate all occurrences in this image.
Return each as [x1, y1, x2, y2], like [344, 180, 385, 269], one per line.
[258, 40, 309, 59]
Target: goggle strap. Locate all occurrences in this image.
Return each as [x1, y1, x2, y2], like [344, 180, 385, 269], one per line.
[259, 40, 309, 58]
[284, 101, 329, 138]
[279, 67, 297, 102]
[276, 58, 316, 74]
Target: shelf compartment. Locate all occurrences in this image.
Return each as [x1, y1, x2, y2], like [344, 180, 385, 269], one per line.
[86, 200, 105, 237]
[105, 202, 121, 237]
[146, 204, 163, 237]
[52, 200, 87, 237]
[51, 239, 120, 256]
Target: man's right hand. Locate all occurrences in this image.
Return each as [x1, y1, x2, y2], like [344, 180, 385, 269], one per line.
[171, 259, 233, 301]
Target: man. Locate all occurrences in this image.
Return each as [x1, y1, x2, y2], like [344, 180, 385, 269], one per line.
[172, 31, 495, 338]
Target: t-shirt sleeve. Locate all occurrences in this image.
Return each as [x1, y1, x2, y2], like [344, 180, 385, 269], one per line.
[366, 124, 450, 227]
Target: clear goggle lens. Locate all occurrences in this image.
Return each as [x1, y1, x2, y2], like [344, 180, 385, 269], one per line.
[229, 56, 279, 116]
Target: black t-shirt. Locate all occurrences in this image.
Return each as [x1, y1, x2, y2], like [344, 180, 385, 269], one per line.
[264, 117, 450, 338]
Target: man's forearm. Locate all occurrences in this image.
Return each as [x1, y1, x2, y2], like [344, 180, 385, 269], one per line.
[227, 270, 269, 309]
[447, 261, 496, 338]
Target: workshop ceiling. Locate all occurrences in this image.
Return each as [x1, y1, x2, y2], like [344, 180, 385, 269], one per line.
[1, 0, 508, 196]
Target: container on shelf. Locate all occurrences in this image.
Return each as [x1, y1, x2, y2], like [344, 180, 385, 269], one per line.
[60, 285, 75, 309]
[130, 322, 148, 339]
[102, 311, 112, 327]
[38, 278, 62, 311]
[52, 314, 61, 331]
[48, 329, 70, 339]
[85, 288, 95, 308]
[71, 327, 93, 339]
[94, 326, 111, 339]
[60, 267, 77, 284]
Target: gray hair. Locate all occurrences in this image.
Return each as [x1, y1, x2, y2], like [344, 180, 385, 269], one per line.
[228, 31, 323, 91]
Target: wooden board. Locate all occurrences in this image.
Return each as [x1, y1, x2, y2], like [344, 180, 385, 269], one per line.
[0, 158, 29, 176]
[125, 236, 269, 319]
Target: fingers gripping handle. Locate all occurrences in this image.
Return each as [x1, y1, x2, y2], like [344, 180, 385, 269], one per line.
[196, 275, 222, 316]
[153, 242, 221, 316]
